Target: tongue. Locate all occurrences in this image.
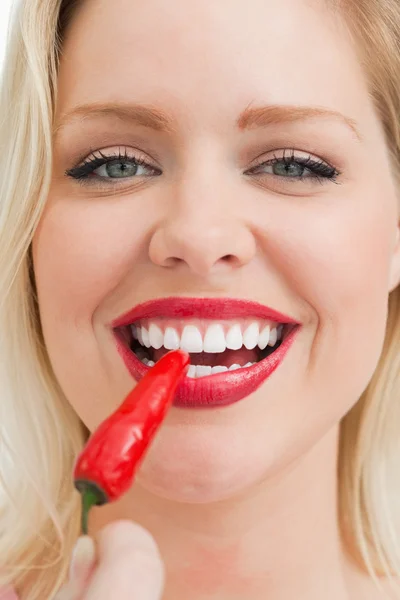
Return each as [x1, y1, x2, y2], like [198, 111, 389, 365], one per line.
[153, 347, 258, 366]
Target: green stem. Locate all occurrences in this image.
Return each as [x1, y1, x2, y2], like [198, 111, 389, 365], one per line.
[74, 480, 108, 535]
[81, 488, 99, 535]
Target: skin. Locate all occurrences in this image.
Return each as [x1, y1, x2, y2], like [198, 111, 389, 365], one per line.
[32, 0, 400, 598]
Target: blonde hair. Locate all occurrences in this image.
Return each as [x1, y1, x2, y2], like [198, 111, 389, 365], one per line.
[0, 0, 399, 597]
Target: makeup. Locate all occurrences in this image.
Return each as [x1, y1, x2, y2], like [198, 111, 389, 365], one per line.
[112, 298, 301, 408]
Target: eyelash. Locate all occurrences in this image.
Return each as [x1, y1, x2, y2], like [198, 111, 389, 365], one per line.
[248, 148, 340, 183]
[65, 149, 161, 183]
[65, 148, 341, 186]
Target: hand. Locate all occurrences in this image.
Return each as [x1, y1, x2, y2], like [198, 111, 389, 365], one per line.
[54, 520, 165, 600]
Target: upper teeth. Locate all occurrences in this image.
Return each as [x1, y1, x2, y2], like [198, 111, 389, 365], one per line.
[132, 320, 284, 353]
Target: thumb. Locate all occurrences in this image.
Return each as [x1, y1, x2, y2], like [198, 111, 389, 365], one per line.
[51, 535, 96, 600]
[52, 537, 97, 600]
[84, 520, 165, 599]
[69, 536, 97, 584]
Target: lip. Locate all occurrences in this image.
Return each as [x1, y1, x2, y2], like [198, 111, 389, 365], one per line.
[111, 297, 300, 328]
[111, 297, 301, 409]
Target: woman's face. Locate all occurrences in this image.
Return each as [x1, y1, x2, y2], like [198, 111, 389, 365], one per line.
[32, 0, 400, 502]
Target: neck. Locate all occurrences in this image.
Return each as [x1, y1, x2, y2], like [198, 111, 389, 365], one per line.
[90, 426, 361, 600]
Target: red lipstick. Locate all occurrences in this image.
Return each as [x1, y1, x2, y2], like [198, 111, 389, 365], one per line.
[111, 297, 301, 408]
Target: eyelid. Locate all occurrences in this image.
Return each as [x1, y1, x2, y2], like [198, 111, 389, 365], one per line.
[249, 148, 335, 169]
[82, 146, 159, 167]
[66, 144, 341, 189]
[64, 145, 163, 186]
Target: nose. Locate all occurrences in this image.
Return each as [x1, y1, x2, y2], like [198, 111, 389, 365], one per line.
[148, 190, 256, 277]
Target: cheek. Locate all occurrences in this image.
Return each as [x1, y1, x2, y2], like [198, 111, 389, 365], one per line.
[267, 186, 395, 394]
[31, 198, 147, 418]
[135, 420, 292, 503]
[32, 201, 144, 319]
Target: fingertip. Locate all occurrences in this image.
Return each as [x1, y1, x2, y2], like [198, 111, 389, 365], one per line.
[96, 519, 160, 555]
[69, 535, 96, 582]
[95, 519, 164, 578]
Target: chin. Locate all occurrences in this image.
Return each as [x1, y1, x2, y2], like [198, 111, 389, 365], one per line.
[133, 421, 288, 504]
[136, 463, 261, 504]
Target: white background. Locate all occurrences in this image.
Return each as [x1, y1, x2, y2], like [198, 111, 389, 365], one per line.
[0, 0, 13, 73]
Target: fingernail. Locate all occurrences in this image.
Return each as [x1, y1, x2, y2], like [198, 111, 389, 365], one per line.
[69, 536, 96, 582]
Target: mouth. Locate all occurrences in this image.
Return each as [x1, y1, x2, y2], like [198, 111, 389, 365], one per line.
[112, 297, 301, 408]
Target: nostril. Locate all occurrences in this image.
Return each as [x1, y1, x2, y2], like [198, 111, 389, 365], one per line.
[221, 254, 240, 266]
[163, 256, 184, 268]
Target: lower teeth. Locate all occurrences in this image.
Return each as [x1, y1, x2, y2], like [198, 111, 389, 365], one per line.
[141, 358, 255, 377]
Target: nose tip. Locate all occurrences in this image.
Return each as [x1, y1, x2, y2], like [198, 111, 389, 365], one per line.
[149, 217, 256, 277]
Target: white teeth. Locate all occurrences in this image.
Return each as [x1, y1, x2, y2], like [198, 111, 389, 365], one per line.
[243, 322, 259, 350]
[187, 364, 197, 378]
[142, 327, 150, 348]
[269, 327, 278, 346]
[203, 324, 226, 353]
[141, 327, 151, 348]
[196, 365, 212, 377]
[185, 362, 255, 378]
[225, 324, 243, 350]
[134, 320, 284, 352]
[180, 325, 203, 353]
[145, 360, 256, 375]
[148, 323, 164, 350]
[211, 365, 228, 374]
[258, 325, 270, 350]
[142, 357, 155, 367]
[164, 326, 180, 350]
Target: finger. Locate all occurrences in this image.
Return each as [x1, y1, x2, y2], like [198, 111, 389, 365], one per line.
[84, 520, 165, 600]
[52, 537, 97, 600]
[69, 536, 97, 584]
[53, 578, 91, 600]
[52, 582, 79, 600]
[53, 577, 96, 600]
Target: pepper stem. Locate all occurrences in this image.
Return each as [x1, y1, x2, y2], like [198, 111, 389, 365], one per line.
[74, 480, 108, 535]
[81, 488, 98, 535]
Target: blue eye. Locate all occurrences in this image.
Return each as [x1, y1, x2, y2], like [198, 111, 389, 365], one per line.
[66, 150, 162, 185]
[246, 150, 340, 183]
[65, 147, 340, 189]
[94, 159, 149, 179]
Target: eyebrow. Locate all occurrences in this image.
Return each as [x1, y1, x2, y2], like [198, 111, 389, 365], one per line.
[53, 103, 177, 137]
[54, 101, 362, 141]
[237, 103, 362, 141]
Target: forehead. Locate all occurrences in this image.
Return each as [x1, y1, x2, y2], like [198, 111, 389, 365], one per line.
[57, 0, 373, 133]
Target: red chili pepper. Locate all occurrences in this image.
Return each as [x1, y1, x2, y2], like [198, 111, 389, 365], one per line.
[73, 350, 190, 534]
